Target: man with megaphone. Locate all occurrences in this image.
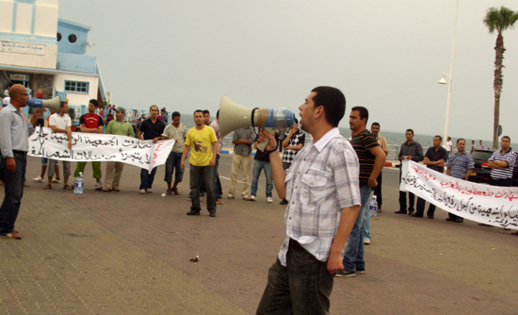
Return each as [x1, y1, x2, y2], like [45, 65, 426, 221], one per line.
[255, 86, 361, 315]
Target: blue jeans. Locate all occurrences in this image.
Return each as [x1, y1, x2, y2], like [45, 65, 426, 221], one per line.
[140, 167, 157, 191]
[0, 152, 27, 235]
[362, 194, 371, 240]
[164, 152, 184, 183]
[213, 154, 222, 199]
[250, 160, 273, 198]
[342, 185, 372, 271]
[256, 243, 334, 315]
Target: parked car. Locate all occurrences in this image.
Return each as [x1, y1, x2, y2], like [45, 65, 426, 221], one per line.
[468, 149, 518, 186]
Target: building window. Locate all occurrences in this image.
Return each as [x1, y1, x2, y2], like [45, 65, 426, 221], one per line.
[68, 34, 77, 44]
[64, 81, 89, 94]
[15, 0, 35, 3]
[57, 32, 62, 42]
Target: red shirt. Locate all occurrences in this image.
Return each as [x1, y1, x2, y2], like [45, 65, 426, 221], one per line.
[80, 113, 103, 129]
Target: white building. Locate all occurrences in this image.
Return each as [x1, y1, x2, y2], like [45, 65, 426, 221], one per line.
[0, 0, 108, 123]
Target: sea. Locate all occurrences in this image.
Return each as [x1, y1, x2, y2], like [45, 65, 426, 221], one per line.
[175, 113, 509, 161]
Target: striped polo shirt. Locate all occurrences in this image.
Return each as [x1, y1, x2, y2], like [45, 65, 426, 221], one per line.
[350, 129, 379, 187]
[447, 152, 474, 179]
[489, 149, 516, 180]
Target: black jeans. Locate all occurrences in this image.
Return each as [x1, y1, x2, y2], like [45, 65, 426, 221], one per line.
[416, 197, 436, 216]
[373, 171, 382, 208]
[0, 152, 27, 235]
[190, 164, 214, 213]
[256, 240, 334, 315]
[399, 170, 415, 212]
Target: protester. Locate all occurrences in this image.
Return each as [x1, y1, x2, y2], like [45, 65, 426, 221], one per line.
[197, 109, 212, 197]
[479, 140, 485, 150]
[137, 105, 165, 193]
[181, 110, 217, 217]
[209, 110, 224, 204]
[102, 107, 135, 192]
[161, 111, 187, 195]
[396, 129, 424, 215]
[470, 140, 476, 153]
[412, 135, 447, 219]
[446, 138, 474, 223]
[0, 84, 40, 239]
[45, 101, 72, 190]
[228, 127, 255, 200]
[32, 108, 61, 184]
[487, 136, 516, 188]
[338, 106, 384, 274]
[73, 99, 104, 191]
[371, 122, 388, 212]
[255, 86, 360, 314]
[160, 107, 168, 125]
[279, 118, 305, 204]
[131, 110, 139, 138]
[446, 136, 453, 160]
[249, 128, 277, 203]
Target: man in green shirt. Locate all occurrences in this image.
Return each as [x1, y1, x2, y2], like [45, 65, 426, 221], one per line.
[103, 107, 135, 192]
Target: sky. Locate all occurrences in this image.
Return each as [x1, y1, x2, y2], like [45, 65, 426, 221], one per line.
[59, 0, 518, 141]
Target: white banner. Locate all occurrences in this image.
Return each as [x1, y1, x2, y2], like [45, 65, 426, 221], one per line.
[28, 127, 175, 173]
[399, 160, 518, 229]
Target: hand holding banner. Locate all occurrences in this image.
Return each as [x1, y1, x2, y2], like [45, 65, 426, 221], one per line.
[400, 160, 518, 229]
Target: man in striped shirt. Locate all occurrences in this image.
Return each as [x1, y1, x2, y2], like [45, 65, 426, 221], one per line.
[487, 136, 516, 187]
[446, 138, 474, 223]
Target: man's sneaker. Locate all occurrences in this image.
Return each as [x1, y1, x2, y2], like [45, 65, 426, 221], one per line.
[336, 269, 356, 277]
[139, 189, 146, 194]
[52, 177, 61, 183]
[280, 199, 288, 205]
[146, 189, 153, 193]
[267, 197, 273, 203]
[209, 211, 216, 217]
[95, 180, 102, 191]
[227, 194, 235, 199]
[0, 232, 22, 240]
[186, 210, 200, 216]
[103, 187, 112, 192]
[249, 195, 257, 201]
[356, 267, 365, 274]
[363, 238, 371, 245]
[242, 195, 249, 200]
[32, 175, 44, 182]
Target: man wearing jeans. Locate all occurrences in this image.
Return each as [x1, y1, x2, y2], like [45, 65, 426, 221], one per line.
[0, 84, 39, 239]
[249, 129, 276, 203]
[256, 86, 361, 314]
[138, 105, 165, 193]
[162, 111, 187, 195]
[181, 110, 217, 217]
[337, 106, 385, 276]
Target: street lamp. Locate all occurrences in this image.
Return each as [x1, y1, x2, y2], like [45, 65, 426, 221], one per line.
[439, 0, 459, 149]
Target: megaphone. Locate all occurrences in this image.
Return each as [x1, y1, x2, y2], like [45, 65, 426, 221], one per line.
[28, 96, 61, 113]
[219, 95, 296, 151]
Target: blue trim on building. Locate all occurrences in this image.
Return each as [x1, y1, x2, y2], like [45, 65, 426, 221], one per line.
[0, 32, 57, 45]
[30, 3, 36, 34]
[12, 3, 17, 32]
[0, 64, 100, 77]
[58, 19, 91, 32]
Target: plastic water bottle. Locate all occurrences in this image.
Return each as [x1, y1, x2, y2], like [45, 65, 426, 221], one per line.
[74, 172, 84, 194]
[369, 196, 378, 217]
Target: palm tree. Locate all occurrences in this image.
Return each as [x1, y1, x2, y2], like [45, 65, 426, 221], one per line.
[483, 6, 518, 149]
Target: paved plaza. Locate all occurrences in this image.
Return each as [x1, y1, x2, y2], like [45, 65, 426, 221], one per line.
[1, 155, 517, 314]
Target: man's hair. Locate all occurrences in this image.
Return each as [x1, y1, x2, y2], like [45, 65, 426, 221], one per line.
[172, 111, 181, 118]
[149, 105, 158, 111]
[203, 110, 210, 115]
[457, 138, 465, 144]
[60, 101, 67, 108]
[216, 110, 220, 119]
[311, 86, 345, 127]
[372, 122, 380, 128]
[351, 106, 369, 123]
[193, 109, 203, 116]
[406, 129, 414, 135]
[89, 99, 99, 107]
[502, 136, 511, 142]
[434, 135, 442, 141]
[447, 136, 451, 140]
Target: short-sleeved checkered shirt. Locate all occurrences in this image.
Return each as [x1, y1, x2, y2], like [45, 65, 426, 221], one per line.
[277, 128, 361, 266]
[447, 152, 474, 179]
[489, 149, 517, 180]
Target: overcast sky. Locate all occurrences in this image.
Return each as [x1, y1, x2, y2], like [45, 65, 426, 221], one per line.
[59, 0, 518, 140]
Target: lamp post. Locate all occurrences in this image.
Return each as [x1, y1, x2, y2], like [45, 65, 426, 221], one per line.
[438, 0, 459, 148]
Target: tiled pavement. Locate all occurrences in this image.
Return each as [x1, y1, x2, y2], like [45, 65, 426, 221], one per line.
[1, 156, 517, 314]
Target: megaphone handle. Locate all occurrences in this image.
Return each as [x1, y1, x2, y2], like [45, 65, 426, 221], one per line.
[256, 127, 276, 152]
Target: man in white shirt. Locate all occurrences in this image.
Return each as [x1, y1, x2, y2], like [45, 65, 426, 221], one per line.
[446, 136, 453, 161]
[256, 86, 361, 314]
[45, 101, 73, 190]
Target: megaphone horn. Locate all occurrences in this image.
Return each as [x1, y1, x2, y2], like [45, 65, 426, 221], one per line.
[28, 96, 61, 113]
[218, 95, 295, 138]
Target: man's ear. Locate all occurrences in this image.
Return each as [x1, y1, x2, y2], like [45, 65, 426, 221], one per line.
[314, 105, 324, 119]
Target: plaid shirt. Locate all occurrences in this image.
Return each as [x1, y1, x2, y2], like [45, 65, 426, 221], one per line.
[278, 128, 361, 266]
